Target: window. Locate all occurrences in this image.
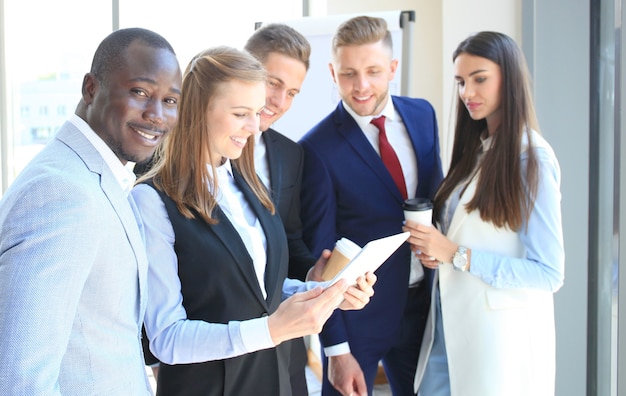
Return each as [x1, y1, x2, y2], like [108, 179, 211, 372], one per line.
[1, 0, 303, 194]
[1, 0, 111, 189]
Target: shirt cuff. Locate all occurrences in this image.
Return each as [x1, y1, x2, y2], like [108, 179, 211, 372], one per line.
[323, 342, 351, 357]
[240, 316, 275, 352]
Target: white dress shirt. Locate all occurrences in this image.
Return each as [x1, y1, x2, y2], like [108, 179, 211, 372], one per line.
[215, 162, 268, 297]
[71, 114, 136, 195]
[343, 98, 424, 286]
[254, 133, 271, 190]
[343, 96, 418, 197]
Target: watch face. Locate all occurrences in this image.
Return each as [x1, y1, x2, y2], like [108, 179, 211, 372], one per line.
[453, 247, 467, 270]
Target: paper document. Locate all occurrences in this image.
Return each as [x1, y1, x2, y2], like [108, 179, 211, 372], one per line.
[327, 231, 410, 286]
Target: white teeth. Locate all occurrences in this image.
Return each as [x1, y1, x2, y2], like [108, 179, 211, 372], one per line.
[262, 107, 276, 116]
[136, 129, 157, 140]
[356, 96, 370, 101]
[232, 137, 247, 144]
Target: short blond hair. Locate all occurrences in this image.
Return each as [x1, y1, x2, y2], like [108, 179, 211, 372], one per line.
[332, 16, 393, 55]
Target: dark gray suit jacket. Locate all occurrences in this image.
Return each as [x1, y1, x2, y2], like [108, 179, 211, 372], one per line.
[262, 128, 316, 280]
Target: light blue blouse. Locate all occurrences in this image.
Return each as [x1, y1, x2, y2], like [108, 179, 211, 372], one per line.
[444, 135, 565, 292]
[131, 163, 323, 365]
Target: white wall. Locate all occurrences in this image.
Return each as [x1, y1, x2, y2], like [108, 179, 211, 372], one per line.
[440, 1, 520, 171]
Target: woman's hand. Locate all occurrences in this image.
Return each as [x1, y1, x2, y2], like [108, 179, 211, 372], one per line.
[402, 221, 458, 268]
[338, 272, 376, 310]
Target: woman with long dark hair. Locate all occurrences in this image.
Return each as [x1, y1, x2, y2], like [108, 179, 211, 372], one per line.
[405, 32, 564, 396]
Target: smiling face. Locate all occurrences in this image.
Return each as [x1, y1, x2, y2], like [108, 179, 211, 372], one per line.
[454, 53, 503, 135]
[259, 52, 307, 132]
[207, 79, 266, 166]
[330, 40, 397, 117]
[82, 41, 182, 165]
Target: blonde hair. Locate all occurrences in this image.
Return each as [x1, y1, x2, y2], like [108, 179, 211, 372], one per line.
[332, 15, 393, 56]
[141, 46, 273, 224]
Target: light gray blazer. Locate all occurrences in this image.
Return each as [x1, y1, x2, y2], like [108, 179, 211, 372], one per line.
[0, 121, 152, 395]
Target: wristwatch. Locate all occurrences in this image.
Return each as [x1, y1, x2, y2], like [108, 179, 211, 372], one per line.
[452, 246, 468, 271]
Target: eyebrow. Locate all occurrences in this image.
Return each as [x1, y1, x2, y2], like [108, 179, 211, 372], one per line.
[131, 77, 182, 95]
[469, 69, 488, 76]
[454, 69, 489, 79]
[268, 75, 300, 94]
[231, 105, 256, 111]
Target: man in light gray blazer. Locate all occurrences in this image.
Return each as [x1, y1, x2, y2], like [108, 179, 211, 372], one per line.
[0, 28, 182, 395]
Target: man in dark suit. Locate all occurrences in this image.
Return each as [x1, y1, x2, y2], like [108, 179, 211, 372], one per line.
[299, 16, 444, 396]
[245, 23, 318, 395]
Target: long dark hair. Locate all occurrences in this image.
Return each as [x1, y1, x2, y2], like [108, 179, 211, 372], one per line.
[434, 31, 539, 231]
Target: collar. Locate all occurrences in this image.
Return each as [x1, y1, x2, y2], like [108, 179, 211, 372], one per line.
[70, 114, 136, 195]
[342, 95, 396, 132]
[480, 134, 494, 152]
[255, 132, 264, 144]
[210, 158, 234, 178]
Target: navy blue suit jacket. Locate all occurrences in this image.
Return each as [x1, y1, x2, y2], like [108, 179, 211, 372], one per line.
[299, 96, 443, 348]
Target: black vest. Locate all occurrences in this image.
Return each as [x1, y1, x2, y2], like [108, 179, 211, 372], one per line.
[147, 175, 292, 396]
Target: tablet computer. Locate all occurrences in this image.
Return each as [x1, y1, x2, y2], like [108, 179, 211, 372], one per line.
[327, 231, 410, 286]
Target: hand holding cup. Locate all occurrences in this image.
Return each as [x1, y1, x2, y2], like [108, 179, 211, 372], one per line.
[320, 237, 361, 281]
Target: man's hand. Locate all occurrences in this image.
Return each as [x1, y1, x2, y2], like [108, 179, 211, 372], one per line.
[328, 353, 367, 396]
[267, 280, 348, 345]
[306, 249, 332, 282]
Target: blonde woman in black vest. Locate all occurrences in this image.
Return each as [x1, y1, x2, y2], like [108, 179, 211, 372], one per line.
[132, 46, 376, 396]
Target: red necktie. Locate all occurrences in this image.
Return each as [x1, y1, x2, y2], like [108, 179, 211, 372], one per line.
[371, 115, 408, 199]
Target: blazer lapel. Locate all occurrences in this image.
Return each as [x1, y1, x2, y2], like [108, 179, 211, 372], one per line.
[334, 103, 405, 203]
[394, 98, 419, 199]
[209, 202, 270, 309]
[446, 174, 479, 241]
[56, 125, 149, 322]
[262, 130, 282, 203]
[208, 169, 284, 308]
[233, 170, 284, 305]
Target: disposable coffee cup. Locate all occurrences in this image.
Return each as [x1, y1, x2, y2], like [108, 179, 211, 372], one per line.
[321, 237, 361, 281]
[404, 198, 432, 285]
[403, 198, 433, 226]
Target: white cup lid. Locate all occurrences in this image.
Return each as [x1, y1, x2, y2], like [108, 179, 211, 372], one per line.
[335, 237, 361, 258]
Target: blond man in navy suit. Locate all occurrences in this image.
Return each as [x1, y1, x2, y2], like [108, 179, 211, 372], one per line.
[299, 16, 443, 396]
[0, 28, 182, 395]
